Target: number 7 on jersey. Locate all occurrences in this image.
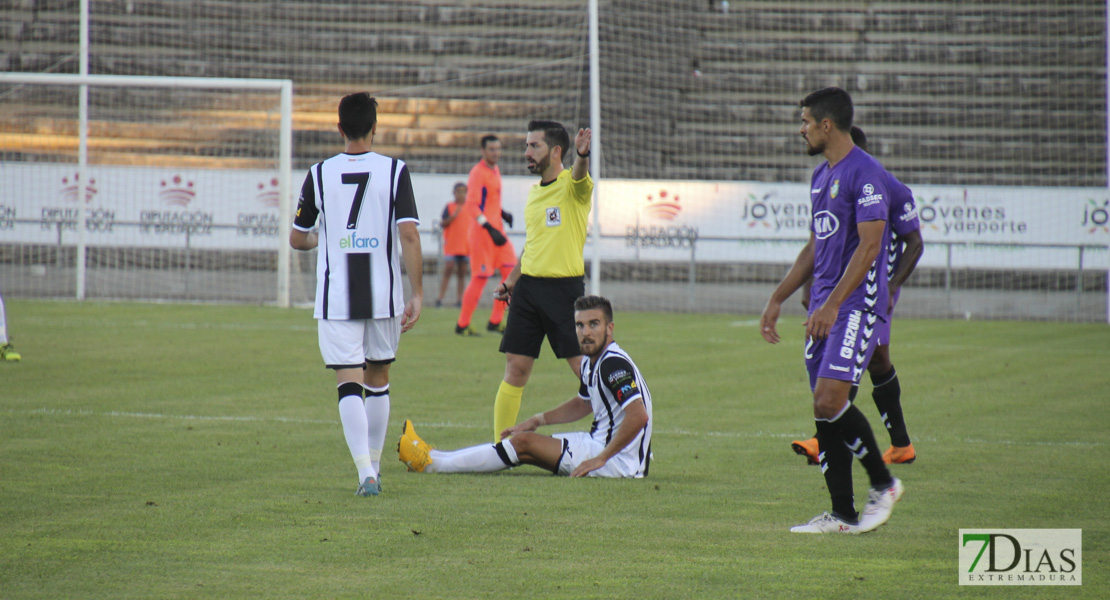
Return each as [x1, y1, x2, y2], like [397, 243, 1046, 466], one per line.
[342, 172, 371, 230]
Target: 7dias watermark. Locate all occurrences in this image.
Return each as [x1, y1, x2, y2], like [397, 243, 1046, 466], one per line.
[959, 529, 1081, 586]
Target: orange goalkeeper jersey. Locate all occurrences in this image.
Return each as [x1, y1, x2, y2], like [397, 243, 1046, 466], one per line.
[463, 160, 504, 230]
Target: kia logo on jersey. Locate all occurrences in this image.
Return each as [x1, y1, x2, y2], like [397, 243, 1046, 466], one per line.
[813, 210, 840, 239]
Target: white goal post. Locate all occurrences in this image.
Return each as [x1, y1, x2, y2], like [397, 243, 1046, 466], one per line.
[0, 73, 295, 306]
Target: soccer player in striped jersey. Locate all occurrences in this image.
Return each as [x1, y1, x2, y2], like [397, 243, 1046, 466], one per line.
[760, 88, 903, 533]
[399, 296, 652, 479]
[290, 92, 423, 497]
[792, 126, 924, 466]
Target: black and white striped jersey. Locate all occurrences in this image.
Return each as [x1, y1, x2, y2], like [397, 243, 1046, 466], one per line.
[578, 341, 654, 476]
[293, 151, 419, 320]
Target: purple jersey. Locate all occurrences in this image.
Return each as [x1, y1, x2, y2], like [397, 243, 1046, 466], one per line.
[884, 172, 920, 308]
[808, 146, 891, 319]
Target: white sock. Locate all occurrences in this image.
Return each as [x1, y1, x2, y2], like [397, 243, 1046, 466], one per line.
[427, 441, 516, 474]
[363, 384, 390, 475]
[338, 395, 376, 481]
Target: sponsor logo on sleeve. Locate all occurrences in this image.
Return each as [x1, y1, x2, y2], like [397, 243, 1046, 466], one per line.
[858, 183, 883, 207]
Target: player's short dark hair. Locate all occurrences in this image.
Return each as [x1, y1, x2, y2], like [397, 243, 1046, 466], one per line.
[480, 135, 499, 148]
[800, 87, 853, 133]
[453, 181, 466, 191]
[338, 92, 378, 140]
[850, 126, 868, 152]
[528, 120, 571, 162]
[574, 295, 613, 323]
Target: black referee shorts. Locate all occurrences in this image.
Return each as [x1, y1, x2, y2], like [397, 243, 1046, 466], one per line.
[499, 274, 585, 359]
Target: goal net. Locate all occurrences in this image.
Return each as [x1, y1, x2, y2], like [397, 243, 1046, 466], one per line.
[592, 1, 1108, 322]
[0, 74, 299, 305]
[2, 1, 1106, 322]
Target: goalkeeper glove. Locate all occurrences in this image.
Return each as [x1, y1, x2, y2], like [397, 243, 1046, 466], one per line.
[501, 209, 514, 228]
[477, 215, 507, 246]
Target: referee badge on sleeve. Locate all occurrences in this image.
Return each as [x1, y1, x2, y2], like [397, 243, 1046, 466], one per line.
[545, 207, 562, 227]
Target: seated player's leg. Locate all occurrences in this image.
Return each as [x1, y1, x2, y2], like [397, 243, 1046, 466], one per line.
[399, 419, 535, 474]
[550, 432, 640, 478]
[507, 431, 569, 473]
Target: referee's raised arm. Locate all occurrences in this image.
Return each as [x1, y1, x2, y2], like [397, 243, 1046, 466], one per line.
[571, 128, 591, 181]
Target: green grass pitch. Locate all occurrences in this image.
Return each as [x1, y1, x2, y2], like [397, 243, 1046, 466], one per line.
[1, 299, 1106, 598]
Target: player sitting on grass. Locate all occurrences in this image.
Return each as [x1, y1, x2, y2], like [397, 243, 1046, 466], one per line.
[399, 295, 653, 478]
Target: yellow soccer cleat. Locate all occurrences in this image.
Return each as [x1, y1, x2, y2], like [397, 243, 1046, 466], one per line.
[791, 436, 820, 465]
[398, 419, 433, 473]
[882, 443, 916, 464]
[0, 343, 20, 362]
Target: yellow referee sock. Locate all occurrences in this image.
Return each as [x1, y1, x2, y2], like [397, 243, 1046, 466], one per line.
[493, 380, 524, 441]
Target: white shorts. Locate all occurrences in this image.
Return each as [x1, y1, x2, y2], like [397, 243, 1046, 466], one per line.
[551, 431, 641, 478]
[317, 317, 401, 369]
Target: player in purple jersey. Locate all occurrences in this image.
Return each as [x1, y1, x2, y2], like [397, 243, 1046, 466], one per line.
[760, 88, 903, 534]
[792, 127, 924, 466]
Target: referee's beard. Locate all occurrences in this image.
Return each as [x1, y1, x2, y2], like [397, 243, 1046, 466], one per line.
[527, 153, 551, 176]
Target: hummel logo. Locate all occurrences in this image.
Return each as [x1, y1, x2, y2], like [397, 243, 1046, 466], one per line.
[811, 188, 822, 194]
[829, 364, 850, 372]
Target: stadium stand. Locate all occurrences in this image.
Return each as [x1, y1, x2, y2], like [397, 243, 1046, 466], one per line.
[0, 0, 1103, 185]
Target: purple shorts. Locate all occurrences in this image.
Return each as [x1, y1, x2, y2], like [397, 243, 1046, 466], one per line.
[804, 309, 883, 391]
[874, 297, 900, 345]
[874, 312, 891, 346]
